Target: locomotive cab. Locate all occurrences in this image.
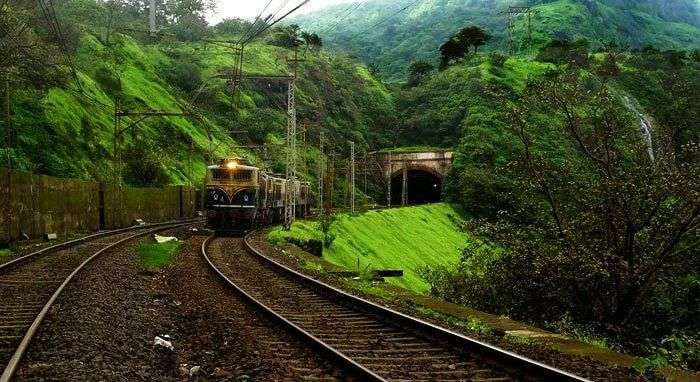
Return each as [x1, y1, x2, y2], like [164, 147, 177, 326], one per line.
[204, 157, 260, 231]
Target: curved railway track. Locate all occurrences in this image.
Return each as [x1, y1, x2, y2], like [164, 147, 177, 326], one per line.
[0, 220, 197, 382]
[203, 234, 592, 382]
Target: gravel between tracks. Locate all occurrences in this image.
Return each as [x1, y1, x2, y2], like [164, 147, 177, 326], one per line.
[14, 227, 345, 381]
[247, 230, 643, 382]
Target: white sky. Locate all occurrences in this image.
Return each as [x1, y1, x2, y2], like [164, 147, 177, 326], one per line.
[207, 0, 364, 24]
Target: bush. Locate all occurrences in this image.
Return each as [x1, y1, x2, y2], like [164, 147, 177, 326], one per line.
[489, 52, 507, 68]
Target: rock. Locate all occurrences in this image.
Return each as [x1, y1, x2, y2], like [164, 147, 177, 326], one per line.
[154, 234, 178, 243]
[212, 368, 232, 378]
[153, 336, 173, 351]
[189, 365, 202, 377]
[45, 233, 58, 240]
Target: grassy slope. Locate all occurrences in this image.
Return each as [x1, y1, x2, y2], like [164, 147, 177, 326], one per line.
[9, 27, 394, 189]
[270, 203, 469, 293]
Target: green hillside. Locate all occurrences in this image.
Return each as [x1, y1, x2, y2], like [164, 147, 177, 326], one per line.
[3, 1, 395, 192]
[269, 203, 470, 293]
[293, 0, 700, 81]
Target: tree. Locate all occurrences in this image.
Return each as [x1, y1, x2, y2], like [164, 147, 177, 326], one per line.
[439, 38, 466, 69]
[439, 26, 491, 69]
[301, 31, 323, 52]
[537, 38, 590, 67]
[272, 24, 303, 48]
[406, 61, 434, 86]
[457, 26, 491, 54]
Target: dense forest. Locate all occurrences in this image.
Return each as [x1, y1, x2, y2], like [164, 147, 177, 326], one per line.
[294, 0, 700, 81]
[1, 0, 698, 375]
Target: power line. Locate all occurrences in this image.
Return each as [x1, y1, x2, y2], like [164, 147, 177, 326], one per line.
[347, 0, 423, 40]
[241, 0, 310, 46]
[237, 0, 274, 45]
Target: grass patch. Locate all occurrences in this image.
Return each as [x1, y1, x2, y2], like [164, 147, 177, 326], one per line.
[269, 203, 472, 293]
[137, 241, 181, 270]
[0, 249, 13, 258]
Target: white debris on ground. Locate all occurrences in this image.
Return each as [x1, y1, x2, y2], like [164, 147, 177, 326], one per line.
[154, 234, 179, 244]
[153, 336, 173, 351]
[189, 365, 202, 377]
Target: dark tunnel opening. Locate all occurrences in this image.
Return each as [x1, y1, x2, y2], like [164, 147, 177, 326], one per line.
[390, 170, 443, 205]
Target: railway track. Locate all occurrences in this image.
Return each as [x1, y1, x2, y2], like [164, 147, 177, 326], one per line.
[0, 220, 197, 382]
[203, 234, 592, 382]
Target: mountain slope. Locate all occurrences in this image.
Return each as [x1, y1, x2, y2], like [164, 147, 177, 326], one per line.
[293, 0, 700, 81]
[5, 9, 395, 189]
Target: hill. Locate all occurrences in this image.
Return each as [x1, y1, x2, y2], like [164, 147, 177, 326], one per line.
[293, 0, 700, 81]
[2, 1, 395, 191]
[269, 203, 471, 293]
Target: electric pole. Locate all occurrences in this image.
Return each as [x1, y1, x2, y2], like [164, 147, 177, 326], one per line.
[283, 48, 305, 230]
[149, 0, 157, 37]
[318, 130, 324, 211]
[350, 141, 355, 214]
[386, 153, 392, 207]
[499, 6, 538, 54]
[4, 75, 11, 169]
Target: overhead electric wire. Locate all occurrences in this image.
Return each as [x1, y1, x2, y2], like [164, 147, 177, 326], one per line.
[237, 0, 274, 45]
[241, 0, 310, 46]
[316, 2, 362, 35]
[38, 0, 83, 89]
[347, 0, 423, 39]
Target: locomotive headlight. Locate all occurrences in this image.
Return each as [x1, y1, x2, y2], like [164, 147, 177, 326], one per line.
[226, 161, 238, 169]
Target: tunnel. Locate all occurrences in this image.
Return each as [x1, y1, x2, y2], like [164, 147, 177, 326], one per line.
[390, 169, 443, 205]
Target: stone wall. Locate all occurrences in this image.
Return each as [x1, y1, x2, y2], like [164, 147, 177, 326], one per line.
[0, 168, 197, 243]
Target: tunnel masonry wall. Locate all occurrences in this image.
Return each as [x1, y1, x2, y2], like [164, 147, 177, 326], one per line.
[369, 150, 453, 206]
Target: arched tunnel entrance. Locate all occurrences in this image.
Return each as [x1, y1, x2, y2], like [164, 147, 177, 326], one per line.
[390, 169, 443, 205]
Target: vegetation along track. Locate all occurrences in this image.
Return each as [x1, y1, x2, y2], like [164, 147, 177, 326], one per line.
[0, 220, 198, 381]
[203, 234, 592, 382]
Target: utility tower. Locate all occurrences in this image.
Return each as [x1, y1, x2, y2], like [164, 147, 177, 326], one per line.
[149, 0, 157, 36]
[283, 48, 305, 230]
[500, 6, 538, 54]
[318, 131, 324, 211]
[350, 141, 355, 214]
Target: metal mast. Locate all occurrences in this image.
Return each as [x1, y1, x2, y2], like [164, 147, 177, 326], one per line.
[149, 0, 156, 36]
[350, 141, 355, 214]
[318, 131, 324, 211]
[284, 78, 297, 229]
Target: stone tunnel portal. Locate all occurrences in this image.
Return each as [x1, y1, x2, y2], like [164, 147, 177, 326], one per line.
[390, 169, 443, 206]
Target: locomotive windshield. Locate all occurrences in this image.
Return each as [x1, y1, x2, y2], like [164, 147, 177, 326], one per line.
[210, 168, 253, 181]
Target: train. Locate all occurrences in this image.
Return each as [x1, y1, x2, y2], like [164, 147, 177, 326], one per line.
[203, 157, 311, 230]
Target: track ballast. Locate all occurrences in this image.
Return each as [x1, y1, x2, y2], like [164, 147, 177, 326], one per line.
[203, 234, 591, 382]
[0, 221, 196, 382]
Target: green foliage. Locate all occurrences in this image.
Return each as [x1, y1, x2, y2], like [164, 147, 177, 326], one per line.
[0, 249, 13, 258]
[536, 38, 591, 67]
[406, 61, 434, 87]
[138, 240, 181, 269]
[4, 2, 394, 191]
[269, 203, 471, 293]
[294, 0, 700, 80]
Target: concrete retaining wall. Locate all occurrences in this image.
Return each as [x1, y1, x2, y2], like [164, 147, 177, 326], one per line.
[1, 168, 197, 243]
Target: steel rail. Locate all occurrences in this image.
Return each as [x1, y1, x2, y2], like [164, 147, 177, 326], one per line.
[201, 235, 386, 382]
[0, 221, 196, 382]
[237, 231, 593, 382]
[0, 219, 200, 273]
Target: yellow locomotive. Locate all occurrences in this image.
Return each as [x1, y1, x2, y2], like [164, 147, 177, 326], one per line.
[204, 157, 311, 230]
